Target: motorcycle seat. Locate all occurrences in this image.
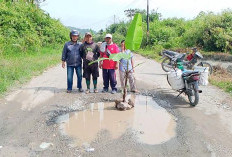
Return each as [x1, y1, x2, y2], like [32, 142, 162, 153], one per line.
[182, 71, 199, 77]
[163, 50, 179, 56]
[176, 53, 186, 61]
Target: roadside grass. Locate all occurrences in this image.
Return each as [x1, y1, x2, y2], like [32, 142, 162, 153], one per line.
[209, 65, 232, 95]
[136, 49, 162, 62]
[0, 45, 62, 96]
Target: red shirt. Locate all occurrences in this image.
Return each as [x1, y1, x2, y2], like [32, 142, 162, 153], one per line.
[100, 43, 119, 69]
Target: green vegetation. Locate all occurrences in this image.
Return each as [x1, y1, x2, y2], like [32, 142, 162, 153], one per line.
[0, 2, 69, 54]
[95, 9, 232, 95]
[0, 46, 62, 95]
[1, 1, 232, 95]
[0, 1, 69, 95]
[67, 26, 96, 36]
[210, 80, 232, 95]
[136, 49, 162, 62]
[96, 9, 232, 54]
[209, 66, 232, 95]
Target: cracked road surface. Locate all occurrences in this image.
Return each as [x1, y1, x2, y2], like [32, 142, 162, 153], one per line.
[0, 54, 232, 157]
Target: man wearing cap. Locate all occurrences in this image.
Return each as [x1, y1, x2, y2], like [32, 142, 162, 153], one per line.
[61, 30, 83, 93]
[79, 32, 100, 93]
[99, 34, 120, 94]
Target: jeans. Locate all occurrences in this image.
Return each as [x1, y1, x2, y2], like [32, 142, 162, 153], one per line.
[67, 65, 82, 90]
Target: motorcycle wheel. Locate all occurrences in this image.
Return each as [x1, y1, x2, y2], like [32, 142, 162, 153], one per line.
[166, 75, 171, 86]
[188, 84, 199, 106]
[197, 62, 213, 75]
[161, 58, 174, 72]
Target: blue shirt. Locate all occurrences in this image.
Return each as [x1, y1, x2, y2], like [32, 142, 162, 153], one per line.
[62, 41, 82, 67]
[119, 49, 133, 72]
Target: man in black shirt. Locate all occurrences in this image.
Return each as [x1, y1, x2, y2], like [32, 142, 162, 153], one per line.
[80, 32, 100, 93]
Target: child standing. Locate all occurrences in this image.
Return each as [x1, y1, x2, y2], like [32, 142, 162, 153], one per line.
[119, 40, 138, 93]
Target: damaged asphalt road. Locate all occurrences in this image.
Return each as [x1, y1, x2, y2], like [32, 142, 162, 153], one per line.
[0, 54, 232, 157]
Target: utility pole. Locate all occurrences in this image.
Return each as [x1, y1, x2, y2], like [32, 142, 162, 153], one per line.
[147, 0, 149, 44]
[114, 15, 116, 24]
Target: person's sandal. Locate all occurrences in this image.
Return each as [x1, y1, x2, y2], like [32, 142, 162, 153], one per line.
[111, 90, 117, 94]
[85, 89, 90, 94]
[102, 89, 108, 93]
[66, 90, 71, 93]
[131, 89, 139, 93]
[94, 89, 98, 93]
[79, 88, 84, 92]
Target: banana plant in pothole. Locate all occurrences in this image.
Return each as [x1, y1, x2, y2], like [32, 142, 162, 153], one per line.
[56, 13, 177, 148]
[90, 13, 143, 110]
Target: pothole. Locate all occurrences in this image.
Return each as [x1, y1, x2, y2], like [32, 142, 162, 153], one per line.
[56, 95, 176, 146]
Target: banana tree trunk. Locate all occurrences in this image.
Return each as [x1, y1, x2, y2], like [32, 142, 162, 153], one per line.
[123, 60, 129, 102]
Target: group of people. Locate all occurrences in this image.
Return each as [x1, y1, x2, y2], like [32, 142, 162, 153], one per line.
[61, 30, 138, 94]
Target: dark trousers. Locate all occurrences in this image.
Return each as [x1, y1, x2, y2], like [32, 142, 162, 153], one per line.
[102, 69, 117, 91]
[67, 65, 82, 90]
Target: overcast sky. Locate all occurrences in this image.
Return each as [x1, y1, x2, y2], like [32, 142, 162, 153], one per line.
[40, 0, 232, 31]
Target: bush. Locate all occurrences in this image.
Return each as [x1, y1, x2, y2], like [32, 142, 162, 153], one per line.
[0, 2, 70, 54]
[98, 9, 232, 54]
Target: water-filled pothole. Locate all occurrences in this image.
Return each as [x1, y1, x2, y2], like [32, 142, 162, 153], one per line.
[57, 95, 176, 145]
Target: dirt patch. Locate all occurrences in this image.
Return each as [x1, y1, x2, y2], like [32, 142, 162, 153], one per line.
[211, 65, 232, 82]
[203, 53, 232, 62]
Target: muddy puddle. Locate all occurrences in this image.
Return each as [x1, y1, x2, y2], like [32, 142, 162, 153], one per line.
[57, 95, 176, 146]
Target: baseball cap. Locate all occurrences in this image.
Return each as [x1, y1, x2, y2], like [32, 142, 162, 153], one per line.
[85, 32, 92, 36]
[105, 34, 112, 39]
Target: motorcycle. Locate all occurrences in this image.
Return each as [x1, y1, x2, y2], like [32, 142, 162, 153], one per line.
[167, 67, 202, 106]
[161, 50, 213, 74]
